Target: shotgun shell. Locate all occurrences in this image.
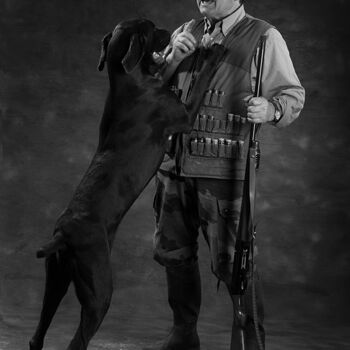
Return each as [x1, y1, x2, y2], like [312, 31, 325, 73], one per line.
[227, 113, 234, 134]
[217, 91, 225, 108]
[220, 119, 227, 133]
[218, 138, 226, 157]
[238, 141, 245, 159]
[190, 138, 198, 155]
[193, 114, 200, 130]
[231, 141, 238, 158]
[204, 89, 213, 106]
[234, 115, 241, 136]
[212, 119, 221, 133]
[204, 137, 212, 157]
[211, 89, 219, 106]
[206, 115, 214, 132]
[199, 115, 208, 131]
[211, 138, 219, 157]
[198, 138, 205, 155]
[225, 139, 233, 158]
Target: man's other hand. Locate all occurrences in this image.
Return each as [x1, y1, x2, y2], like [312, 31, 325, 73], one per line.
[247, 97, 275, 124]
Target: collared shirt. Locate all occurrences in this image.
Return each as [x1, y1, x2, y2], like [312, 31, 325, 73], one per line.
[171, 5, 305, 127]
[203, 4, 246, 36]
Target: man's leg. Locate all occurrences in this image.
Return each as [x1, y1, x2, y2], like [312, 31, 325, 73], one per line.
[196, 179, 265, 350]
[153, 171, 201, 350]
[161, 262, 201, 350]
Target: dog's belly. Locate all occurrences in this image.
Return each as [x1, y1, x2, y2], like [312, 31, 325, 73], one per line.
[94, 142, 165, 218]
[55, 97, 178, 248]
[56, 140, 165, 246]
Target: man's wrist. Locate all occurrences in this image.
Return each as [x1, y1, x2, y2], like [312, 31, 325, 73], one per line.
[268, 100, 282, 124]
[162, 51, 182, 83]
[267, 102, 275, 123]
[166, 50, 182, 65]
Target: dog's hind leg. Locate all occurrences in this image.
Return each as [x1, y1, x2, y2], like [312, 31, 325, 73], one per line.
[67, 239, 113, 350]
[29, 252, 72, 350]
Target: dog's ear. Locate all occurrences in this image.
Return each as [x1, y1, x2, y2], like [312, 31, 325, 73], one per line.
[97, 32, 113, 71]
[122, 33, 144, 73]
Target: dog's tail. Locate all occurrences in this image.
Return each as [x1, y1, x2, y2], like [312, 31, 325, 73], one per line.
[36, 231, 67, 259]
[97, 32, 113, 71]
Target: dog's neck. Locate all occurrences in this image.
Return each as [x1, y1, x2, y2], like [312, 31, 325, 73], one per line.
[110, 65, 162, 95]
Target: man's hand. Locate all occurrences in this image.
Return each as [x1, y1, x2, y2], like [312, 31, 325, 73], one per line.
[247, 97, 275, 124]
[167, 20, 197, 64]
[168, 31, 197, 64]
[161, 20, 197, 83]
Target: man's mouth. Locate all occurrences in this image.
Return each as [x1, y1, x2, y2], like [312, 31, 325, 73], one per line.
[200, 0, 215, 4]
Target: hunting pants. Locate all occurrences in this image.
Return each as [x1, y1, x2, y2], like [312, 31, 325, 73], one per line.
[153, 170, 265, 346]
[153, 169, 254, 285]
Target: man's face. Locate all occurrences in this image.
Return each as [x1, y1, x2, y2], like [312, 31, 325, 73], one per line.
[196, 0, 240, 20]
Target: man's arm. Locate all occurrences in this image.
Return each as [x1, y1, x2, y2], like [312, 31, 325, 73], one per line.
[247, 28, 305, 127]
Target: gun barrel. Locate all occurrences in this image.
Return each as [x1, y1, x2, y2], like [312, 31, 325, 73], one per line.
[251, 35, 267, 142]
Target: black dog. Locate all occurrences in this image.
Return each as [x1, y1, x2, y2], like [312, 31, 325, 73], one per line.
[30, 19, 225, 350]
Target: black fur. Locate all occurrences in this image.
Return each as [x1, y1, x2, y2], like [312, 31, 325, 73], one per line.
[30, 18, 226, 350]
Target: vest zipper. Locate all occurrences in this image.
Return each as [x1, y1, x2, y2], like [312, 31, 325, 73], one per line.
[185, 49, 202, 102]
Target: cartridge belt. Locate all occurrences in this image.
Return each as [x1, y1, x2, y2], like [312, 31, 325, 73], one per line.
[177, 109, 250, 179]
[180, 132, 248, 179]
[169, 86, 226, 108]
[166, 86, 251, 180]
[202, 89, 225, 108]
[193, 111, 248, 136]
[189, 137, 244, 159]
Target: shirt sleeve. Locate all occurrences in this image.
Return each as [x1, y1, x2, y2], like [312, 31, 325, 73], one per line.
[251, 28, 305, 128]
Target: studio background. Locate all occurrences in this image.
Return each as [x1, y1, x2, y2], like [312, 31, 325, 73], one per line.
[0, 0, 349, 349]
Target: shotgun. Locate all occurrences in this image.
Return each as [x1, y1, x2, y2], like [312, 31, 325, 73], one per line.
[230, 35, 267, 295]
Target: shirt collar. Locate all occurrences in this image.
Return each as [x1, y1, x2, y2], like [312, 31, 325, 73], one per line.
[204, 5, 246, 36]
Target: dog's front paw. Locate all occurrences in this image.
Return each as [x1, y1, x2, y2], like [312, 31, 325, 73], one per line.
[36, 231, 67, 259]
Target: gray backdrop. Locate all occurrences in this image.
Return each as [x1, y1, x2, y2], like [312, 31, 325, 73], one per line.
[1, 0, 349, 349]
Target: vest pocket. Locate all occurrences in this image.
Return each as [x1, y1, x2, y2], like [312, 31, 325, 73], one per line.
[180, 133, 247, 180]
[218, 199, 241, 221]
[217, 199, 241, 236]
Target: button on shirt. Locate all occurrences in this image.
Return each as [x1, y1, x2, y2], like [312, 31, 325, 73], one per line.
[171, 5, 305, 128]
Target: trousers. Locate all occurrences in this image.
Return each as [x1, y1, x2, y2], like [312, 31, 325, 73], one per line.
[154, 169, 246, 285]
[153, 170, 265, 348]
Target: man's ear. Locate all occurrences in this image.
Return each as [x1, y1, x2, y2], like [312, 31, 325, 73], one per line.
[122, 33, 144, 73]
[97, 32, 113, 71]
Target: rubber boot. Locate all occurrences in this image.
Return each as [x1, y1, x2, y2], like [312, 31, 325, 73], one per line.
[160, 261, 201, 350]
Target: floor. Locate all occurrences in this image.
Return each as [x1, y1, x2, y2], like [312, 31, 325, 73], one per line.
[1, 282, 350, 350]
[1, 186, 349, 350]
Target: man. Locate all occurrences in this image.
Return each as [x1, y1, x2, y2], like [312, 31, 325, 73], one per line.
[153, 0, 305, 349]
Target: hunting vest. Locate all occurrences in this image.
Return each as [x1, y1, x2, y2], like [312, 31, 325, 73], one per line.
[160, 15, 273, 180]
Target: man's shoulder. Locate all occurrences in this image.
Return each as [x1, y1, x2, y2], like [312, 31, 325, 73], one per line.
[244, 14, 285, 43]
[244, 13, 275, 32]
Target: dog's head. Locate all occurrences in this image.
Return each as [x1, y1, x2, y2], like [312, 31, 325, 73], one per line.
[97, 19, 170, 74]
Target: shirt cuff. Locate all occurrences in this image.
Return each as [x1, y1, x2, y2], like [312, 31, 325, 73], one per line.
[269, 98, 283, 126]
